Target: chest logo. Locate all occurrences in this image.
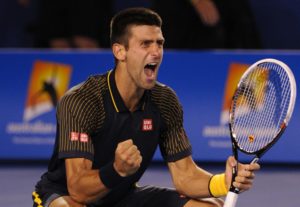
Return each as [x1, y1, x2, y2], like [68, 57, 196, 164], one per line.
[142, 119, 153, 131]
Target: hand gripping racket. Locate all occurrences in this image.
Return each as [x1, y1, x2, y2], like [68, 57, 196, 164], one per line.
[223, 58, 297, 207]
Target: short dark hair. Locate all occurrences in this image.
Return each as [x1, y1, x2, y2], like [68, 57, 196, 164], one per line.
[110, 7, 162, 48]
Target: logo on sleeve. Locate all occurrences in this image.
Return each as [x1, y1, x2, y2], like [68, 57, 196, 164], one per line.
[142, 119, 153, 131]
[70, 132, 79, 141]
[70, 132, 89, 142]
[80, 133, 89, 142]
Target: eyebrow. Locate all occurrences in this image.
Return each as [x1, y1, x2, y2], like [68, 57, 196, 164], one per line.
[141, 38, 165, 44]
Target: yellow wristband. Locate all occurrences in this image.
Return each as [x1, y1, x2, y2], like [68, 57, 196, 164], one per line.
[208, 173, 228, 197]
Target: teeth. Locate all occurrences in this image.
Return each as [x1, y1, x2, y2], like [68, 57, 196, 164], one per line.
[148, 63, 157, 67]
[145, 62, 157, 71]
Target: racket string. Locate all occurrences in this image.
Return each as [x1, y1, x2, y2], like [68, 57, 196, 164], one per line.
[235, 68, 274, 151]
[276, 65, 290, 127]
[249, 68, 275, 150]
[269, 63, 290, 132]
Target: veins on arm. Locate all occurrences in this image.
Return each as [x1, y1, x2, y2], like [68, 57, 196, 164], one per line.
[65, 158, 110, 204]
[168, 156, 212, 198]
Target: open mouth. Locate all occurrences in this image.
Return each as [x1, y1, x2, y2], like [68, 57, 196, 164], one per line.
[144, 63, 157, 79]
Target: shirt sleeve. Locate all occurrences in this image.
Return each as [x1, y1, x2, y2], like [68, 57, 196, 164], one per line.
[56, 78, 105, 161]
[155, 86, 192, 162]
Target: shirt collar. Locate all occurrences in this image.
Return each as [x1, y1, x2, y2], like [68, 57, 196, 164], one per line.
[107, 69, 148, 113]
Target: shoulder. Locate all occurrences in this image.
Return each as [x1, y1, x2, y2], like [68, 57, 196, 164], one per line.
[58, 73, 108, 116]
[150, 82, 183, 125]
[151, 81, 181, 106]
[63, 74, 107, 101]
[66, 74, 107, 97]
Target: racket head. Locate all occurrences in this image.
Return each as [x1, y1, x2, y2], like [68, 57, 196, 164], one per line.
[229, 58, 297, 155]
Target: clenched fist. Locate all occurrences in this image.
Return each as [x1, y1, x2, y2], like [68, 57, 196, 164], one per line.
[113, 139, 142, 177]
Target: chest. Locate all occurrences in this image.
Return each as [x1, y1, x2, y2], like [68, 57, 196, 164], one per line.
[92, 104, 162, 168]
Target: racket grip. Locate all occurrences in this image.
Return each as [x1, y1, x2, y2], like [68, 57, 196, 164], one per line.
[223, 191, 238, 207]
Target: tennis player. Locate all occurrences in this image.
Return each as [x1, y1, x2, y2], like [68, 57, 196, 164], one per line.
[32, 7, 260, 207]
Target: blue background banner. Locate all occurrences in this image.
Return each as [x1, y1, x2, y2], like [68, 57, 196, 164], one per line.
[1, 50, 299, 163]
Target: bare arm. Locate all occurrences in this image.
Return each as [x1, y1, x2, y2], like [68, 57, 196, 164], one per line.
[66, 158, 109, 204]
[168, 156, 212, 198]
[168, 156, 260, 198]
[66, 139, 142, 204]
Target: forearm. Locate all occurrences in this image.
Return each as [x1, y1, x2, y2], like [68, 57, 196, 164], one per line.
[66, 140, 141, 204]
[168, 157, 213, 198]
[67, 168, 110, 204]
[66, 158, 113, 204]
[176, 166, 212, 198]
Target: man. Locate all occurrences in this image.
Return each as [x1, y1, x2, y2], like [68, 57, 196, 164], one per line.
[32, 8, 260, 207]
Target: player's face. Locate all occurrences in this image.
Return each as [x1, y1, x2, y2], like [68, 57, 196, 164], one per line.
[125, 25, 164, 90]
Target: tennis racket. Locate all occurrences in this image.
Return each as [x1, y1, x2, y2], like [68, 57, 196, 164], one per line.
[223, 58, 297, 207]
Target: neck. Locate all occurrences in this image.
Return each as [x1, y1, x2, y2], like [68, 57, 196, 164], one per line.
[115, 67, 144, 112]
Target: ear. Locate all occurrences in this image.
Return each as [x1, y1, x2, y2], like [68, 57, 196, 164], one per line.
[112, 43, 126, 61]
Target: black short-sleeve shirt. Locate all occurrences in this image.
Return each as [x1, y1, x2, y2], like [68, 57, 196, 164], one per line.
[36, 69, 192, 206]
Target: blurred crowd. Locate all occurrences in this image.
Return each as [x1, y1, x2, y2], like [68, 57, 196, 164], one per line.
[1, 0, 299, 50]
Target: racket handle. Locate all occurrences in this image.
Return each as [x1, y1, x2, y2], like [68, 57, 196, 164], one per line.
[223, 191, 238, 207]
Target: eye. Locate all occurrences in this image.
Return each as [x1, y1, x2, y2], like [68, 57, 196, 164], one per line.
[142, 41, 152, 48]
[157, 40, 164, 47]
